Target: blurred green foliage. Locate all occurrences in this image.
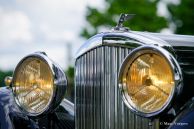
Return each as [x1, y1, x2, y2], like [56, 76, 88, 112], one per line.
[0, 70, 13, 86]
[65, 66, 74, 101]
[65, 66, 74, 79]
[168, 0, 194, 35]
[81, 0, 194, 38]
[81, 0, 168, 38]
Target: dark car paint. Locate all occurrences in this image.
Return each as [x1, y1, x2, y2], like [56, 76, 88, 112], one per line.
[0, 87, 75, 129]
[0, 87, 18, 129]
[168, 98, 194, 129]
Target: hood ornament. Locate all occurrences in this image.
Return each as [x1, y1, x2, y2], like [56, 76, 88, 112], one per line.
[114, 13, 135, 31]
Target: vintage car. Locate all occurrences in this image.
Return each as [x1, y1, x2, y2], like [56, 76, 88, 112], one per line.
[1, 14, 194, 129]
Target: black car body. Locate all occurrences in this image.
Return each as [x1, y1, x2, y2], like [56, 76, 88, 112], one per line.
[1, 14, 194, 129]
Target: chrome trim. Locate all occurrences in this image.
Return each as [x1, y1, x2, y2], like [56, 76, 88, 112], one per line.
[113, 13, 135, 31]
[119, 45, 183, 117]
[4, 76, 12, 87]
[12, 52, 67, 117]
[75, 31, 173, 58]
[61, 99, 74, 116]
[105, 31, 171, 47]
[75, 46, 160, 129]
[134, 31, 194, 47]
[75, 33, 103, 58]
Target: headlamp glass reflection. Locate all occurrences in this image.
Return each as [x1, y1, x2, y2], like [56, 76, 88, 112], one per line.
[13, 57, 53, 114]
[125, 53, 174, 113]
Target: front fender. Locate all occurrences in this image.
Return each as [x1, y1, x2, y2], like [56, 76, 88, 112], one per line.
[0, 87, 39, 129]
[168, 98, 194, 129]
[0, 87, 21, 129]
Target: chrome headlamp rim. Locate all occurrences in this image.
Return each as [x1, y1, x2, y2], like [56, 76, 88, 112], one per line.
[12, 52, 67, 117]
[119, 45, 182, 117]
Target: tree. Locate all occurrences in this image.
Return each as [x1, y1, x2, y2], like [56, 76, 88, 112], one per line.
[81, 0, 168, 39]
[168, 0, 194, 35]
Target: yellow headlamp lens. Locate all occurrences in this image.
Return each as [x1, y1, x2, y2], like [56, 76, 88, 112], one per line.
[13, 57, 53, 114]
[124, 53, 174, 113]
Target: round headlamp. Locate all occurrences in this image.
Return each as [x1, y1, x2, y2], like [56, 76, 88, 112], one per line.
[119, 46, 182, 117]
[12, 52, 67, 117]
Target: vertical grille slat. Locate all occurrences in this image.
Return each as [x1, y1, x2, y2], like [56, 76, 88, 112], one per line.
[101, 47, 105, 129]
[113, 47, 118, 129]
[93, 49, 96, 129]
[75, 46, 159, 129]
[89, 51, 93, 129]
[96, 48, 101, 129]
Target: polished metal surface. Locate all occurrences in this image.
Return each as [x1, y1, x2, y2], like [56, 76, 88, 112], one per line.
[12, 52, 67, 117]
[135, 31, 194, 47]
[119, 45, 183, 117]
[75, 30, 194, 59]
[4, 76, 13, 87]
[75, 33, 103, 59]
[61, 99, 74, 116]
[75, 46, 159, 129]
[75, 29, 194, 129]
[75, 31, 174, 58]
[114, 13, 135, 31]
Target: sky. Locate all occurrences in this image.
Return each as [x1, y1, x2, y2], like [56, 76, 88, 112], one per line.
[0, 0, 104, 71]
[0, 0, 179, 71]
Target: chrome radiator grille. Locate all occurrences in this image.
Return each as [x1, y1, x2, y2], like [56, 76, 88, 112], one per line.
[75, 46, 159, 129]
